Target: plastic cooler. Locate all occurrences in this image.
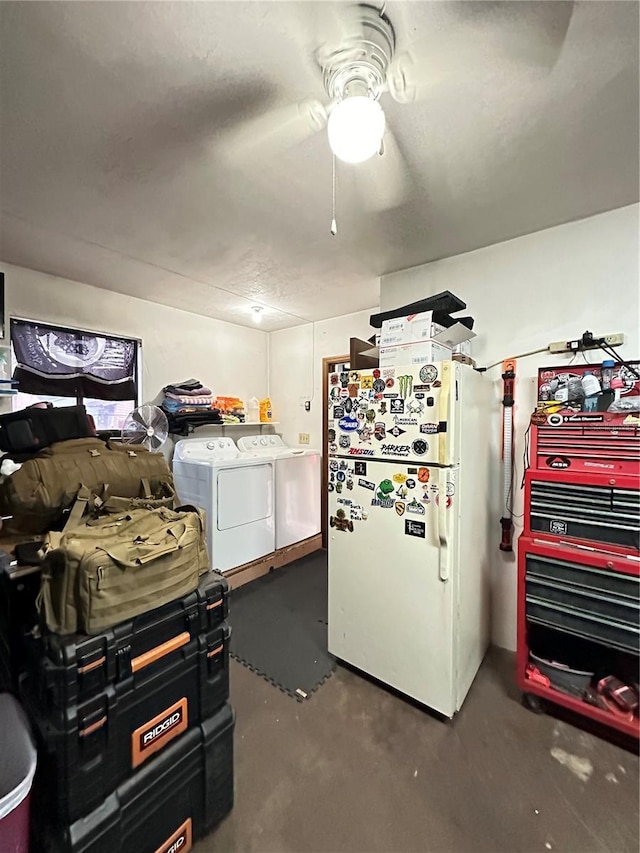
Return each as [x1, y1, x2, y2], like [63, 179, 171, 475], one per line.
[24, 621, 230, 825]
[39, 702, 235, 853]
[0, 694, 38, 853]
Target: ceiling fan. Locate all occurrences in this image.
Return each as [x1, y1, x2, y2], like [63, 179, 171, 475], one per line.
[218, 2, 574, 214]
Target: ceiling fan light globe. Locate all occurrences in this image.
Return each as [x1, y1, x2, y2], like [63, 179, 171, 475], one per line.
[327, 96, 385, 164]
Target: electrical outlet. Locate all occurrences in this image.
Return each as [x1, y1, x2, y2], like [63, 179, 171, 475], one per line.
[298, 433, 310, 445]
[603, 333, 624, 347]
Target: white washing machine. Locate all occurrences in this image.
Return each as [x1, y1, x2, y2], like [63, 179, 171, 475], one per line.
[172, 437, 274, 573]
[236, 435, 321, 550]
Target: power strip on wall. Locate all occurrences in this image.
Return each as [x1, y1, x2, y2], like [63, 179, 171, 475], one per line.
[548, 332, 624, 355]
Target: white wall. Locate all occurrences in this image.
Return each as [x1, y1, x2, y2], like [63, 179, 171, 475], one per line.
[381, 204, 640, 650]
[269, 308, 378, 450]
[0, 261, 269, 423]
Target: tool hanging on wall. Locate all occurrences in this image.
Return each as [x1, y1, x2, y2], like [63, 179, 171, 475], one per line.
[499, 358, 516, 552]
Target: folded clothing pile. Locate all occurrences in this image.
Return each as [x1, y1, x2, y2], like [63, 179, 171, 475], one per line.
[212, 397, 245, 425]
[162, 378, 215, 413]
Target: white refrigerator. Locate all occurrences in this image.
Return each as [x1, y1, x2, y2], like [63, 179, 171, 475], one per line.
[327, 360, 492, 718]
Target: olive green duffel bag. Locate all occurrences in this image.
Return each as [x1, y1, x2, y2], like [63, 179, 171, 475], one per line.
[0, 437, 175, 533]
[38, 495, 209, 635]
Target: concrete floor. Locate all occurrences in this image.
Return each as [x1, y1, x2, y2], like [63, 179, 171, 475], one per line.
[196, 650, 639, 853]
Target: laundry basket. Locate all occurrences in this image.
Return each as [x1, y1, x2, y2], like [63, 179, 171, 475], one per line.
[0, 694, 37, 853]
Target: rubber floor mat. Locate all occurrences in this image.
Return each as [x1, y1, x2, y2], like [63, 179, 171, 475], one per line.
[229, 550, 335, 699]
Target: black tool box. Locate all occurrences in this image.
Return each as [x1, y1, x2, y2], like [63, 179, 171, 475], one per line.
[0, 558, 40, 690]
[25, 571, 228, 709]
[24, 621, 230, 824]
[39, 702, 235, 853]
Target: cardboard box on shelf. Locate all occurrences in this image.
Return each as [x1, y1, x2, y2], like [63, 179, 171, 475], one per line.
[380, 311, 445, 347]
[379, 340, 452, 368]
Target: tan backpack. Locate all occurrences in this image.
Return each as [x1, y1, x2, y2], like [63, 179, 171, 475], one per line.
[38, 495, 209, 635]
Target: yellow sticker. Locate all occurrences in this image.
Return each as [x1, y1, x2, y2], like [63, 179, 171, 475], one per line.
[361, 376, 374, 390]
[393, 473, 408, 484]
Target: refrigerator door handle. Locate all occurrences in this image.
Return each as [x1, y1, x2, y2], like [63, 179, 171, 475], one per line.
[437, 468, 450, 582]
[438, 363, 451, 466]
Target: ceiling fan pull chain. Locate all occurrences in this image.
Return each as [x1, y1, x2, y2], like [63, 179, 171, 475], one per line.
[330, 153, 337, 236]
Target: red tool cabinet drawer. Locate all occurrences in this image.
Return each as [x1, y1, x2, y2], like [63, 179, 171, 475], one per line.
[524, 469, 640, 555]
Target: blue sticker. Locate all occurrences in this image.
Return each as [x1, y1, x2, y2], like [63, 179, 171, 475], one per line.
[339, 416, 359, 432]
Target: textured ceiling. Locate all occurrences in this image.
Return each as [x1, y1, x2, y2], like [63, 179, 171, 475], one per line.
[1, 1, 638, 331]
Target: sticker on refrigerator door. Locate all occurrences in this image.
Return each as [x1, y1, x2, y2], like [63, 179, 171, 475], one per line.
[385, 378, 395, 388]
[333, 405, 344, 419]
[374, 422, 386, 441]
[420, 423, 439, 434]
[390, 399, 404, 414]
[339, 434, 351, 449]
[344, 398, 353, 414]
[340, 371, 349, 387]
[361, 375, 374, 390]
[328, 428, 336, 442]
[354, 461, 367, 476]
[336, 471, 346, 483]
[381, 444, 410, 456]
[373, 379, 386, 393]
[366, 409, 376, 423]
[393, 417, 417, 426]
[408, 400, 424, 415]
[411, 439, 429, 456]
[349, 371, 360, 382]
[330, 509, 354, 532]
[379, 401, 387, 415]
[373, 369, 381, 379]
[446, 481, 455, 496]
[329, 443, 337, 454]
[339, 416, 359, 432]
[357, 426, 373, 444]
[418, 467, 430, 483]
[549, 519, 568, 535]
[348, 447, 374, 456]
[406, 478, 416, 489]
[395, 502, 406, 517]
[350, 506, 364, 520]
[330, 460, 339, 471]
[419, 364, 438, 383]
[396, 485, 408, 500]
[346, 478, 354, 490]
[358, 478, 375, 491]
[388, 425, 406, 438]
[372, 480, 395, 505]
[348, 384, 359, 398]
[407, 498, 425, 515]
[330, 373, 339, 386]
[393, 473, 408, 484]
[398, 375, 413, 398]
[382, 368, 395, 379]
[405, 519, 426, 539]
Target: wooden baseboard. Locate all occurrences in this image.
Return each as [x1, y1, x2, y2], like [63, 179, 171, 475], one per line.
[224, 534, 323, 590]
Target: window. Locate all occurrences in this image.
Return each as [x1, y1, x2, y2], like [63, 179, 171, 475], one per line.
[10, 319, 140, 432]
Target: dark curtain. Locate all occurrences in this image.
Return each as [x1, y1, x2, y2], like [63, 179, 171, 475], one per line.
[11, 319, 137, 401]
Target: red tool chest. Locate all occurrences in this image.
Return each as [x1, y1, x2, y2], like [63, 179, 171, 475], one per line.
[519, 362, 640, 738]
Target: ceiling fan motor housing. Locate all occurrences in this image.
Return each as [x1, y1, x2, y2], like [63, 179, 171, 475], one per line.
[321, 4, 396, 103]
